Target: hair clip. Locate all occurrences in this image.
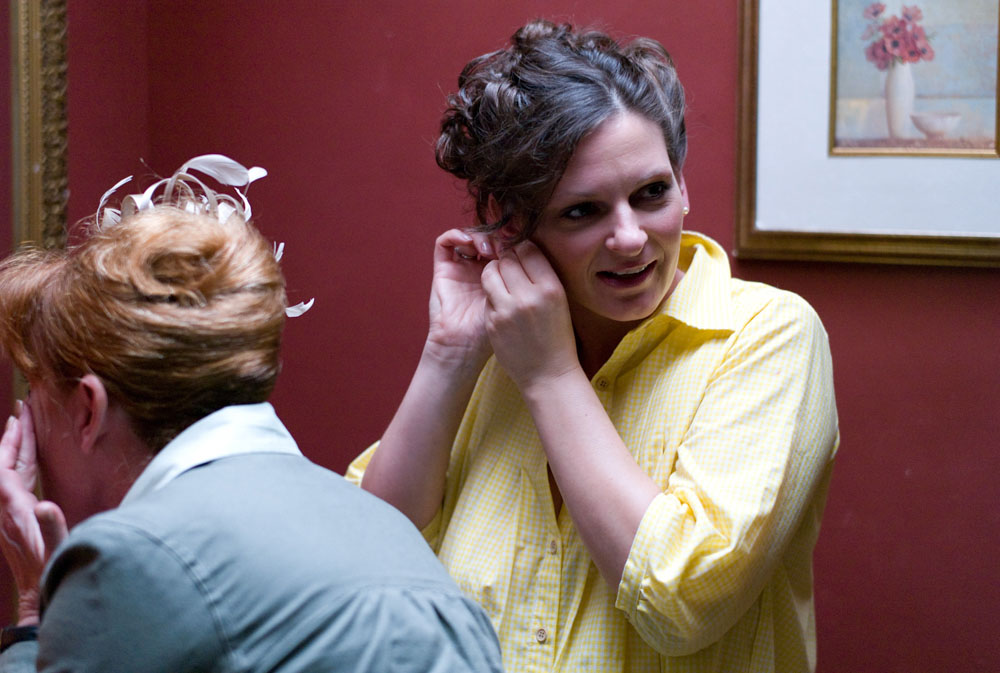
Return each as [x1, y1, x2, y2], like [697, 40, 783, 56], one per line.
[96, 154, 313, 318]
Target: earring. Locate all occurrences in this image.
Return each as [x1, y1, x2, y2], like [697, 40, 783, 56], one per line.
[683, 206, 690, 216]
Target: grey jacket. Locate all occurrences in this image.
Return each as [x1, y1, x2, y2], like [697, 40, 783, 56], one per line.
[0, 408, 502, 672]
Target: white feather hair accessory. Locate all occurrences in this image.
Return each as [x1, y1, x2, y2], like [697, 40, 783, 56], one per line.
[96, 154, 314, 318]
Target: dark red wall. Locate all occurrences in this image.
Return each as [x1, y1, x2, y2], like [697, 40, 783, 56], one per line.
[66, 1, 151, 227]
[3, 2, 998, 669]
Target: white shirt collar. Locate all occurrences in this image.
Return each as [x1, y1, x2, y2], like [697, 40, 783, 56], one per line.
[121, 402, 302, 506]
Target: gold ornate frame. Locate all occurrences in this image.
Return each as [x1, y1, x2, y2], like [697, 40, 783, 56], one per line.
[735, 0, 1000, 266]
[11, 0, 68, 251]
[9, 0, 68, 400]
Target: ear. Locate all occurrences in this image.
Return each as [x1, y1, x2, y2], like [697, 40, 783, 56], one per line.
[71, 374, 109, 455]
[485, 194, 503, 225]
[676, 170, 690, 212]
[486, 195, 521, 246]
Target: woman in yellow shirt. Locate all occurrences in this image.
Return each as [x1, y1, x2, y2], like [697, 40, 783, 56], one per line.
[348, 19, 838, 673]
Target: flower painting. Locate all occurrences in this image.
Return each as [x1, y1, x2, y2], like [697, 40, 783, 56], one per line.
[862, 4, 935, 70]
[831, 0, 999, 155]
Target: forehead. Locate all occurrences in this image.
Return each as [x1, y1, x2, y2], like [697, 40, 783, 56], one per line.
[553, 112, 672, 197]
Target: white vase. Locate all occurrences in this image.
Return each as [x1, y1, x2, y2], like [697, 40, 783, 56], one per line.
[884, 61, 914, 139]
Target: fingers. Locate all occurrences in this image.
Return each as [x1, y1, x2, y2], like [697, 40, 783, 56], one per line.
[483, 240, 561, 298]
[505, 240, 559, 285]
[434, 229, 497, 264]
[35, 501, 69, 561]
[0, 414, 22, 469]
[14, 403, 36, 484]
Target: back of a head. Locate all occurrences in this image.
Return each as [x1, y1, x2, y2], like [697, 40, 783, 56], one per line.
[0, 157, 295, 450]
[435, 18, 687, 240]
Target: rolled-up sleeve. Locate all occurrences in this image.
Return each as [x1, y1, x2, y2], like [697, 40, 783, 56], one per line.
[616, 292, 839, 656]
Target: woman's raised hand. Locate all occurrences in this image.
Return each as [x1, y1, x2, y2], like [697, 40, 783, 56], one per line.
[426, 229, 498, 368]
[480, 240, 579, 390]
[0, 403, 68, 625]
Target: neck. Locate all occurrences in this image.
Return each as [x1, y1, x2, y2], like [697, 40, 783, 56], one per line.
[92, 409, 155, 514]
[572, 313, 639, 379]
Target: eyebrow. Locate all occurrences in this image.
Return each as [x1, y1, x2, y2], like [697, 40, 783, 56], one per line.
[554, 168, 675, 202]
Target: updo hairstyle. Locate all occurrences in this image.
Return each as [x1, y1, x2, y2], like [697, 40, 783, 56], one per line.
[435, 19, 687, 241]
[0, 190, 287, 451]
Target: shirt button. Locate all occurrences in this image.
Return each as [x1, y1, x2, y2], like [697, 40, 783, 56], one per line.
[535, 628, 548, 643]
[549, 539, 558, 554]
[596, 377, 609, 390]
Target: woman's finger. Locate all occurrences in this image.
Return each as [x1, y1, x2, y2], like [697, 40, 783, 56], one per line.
[479, 259, 508, 299]
[0, 415, 21, 469]
[35, 501, 69, 562]
[510, 240, 560, 286]
[434, 229, 497, 264]
[14, 403, 37, 489]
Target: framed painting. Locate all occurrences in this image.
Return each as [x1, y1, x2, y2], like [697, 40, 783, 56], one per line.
[831, 1, 999, 156]
[735, 0, 1000, 266]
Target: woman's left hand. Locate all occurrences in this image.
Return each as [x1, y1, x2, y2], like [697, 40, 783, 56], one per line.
[0, 403, 68, 625]
[480, 241, 579, 390]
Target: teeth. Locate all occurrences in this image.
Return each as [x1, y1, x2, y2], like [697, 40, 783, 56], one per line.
[610, 263, 649, 277]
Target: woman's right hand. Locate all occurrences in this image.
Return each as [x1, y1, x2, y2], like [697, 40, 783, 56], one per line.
[0, 403, 69, 625]
[425, 229, 497, 369]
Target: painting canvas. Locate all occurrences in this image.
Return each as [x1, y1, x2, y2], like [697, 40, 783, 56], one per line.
[831, 0, 999, 155]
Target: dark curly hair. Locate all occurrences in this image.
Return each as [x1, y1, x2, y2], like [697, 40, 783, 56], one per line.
[435, 19, 687, 242]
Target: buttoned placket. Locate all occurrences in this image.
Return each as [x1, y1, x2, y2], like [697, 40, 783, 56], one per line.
[530, 481, 563, 668]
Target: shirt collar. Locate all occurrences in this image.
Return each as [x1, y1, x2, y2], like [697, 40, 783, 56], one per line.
[655, 231, 737, 333]
[121, 402, 302, 506]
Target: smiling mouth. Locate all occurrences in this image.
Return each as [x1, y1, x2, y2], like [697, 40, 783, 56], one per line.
[597, 261, 655, 286]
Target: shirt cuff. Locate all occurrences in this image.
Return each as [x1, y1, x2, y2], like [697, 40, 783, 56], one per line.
[615, 491, 670, 617]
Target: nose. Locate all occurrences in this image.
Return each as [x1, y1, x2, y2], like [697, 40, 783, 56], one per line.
[605, 207, 647, 255]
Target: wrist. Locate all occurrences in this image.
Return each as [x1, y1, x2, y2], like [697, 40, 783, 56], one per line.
[16, 593, 39, 628]
[517, 362, 588, 403]
[420, 339, 490, 378]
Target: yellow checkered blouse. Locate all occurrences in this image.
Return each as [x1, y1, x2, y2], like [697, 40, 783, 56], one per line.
[347, 232, 839, 672]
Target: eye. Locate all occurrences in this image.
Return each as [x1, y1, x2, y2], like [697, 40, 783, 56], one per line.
[635, 181, 669, 202]
[561, 202, 600, 221]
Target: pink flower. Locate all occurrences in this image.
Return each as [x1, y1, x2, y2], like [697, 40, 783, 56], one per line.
[865, 40, 892, 71]
[901, 5, 923, 23]
[880, 17, 906, 40]
[861, 4, 932, 69]
[912, 25, 935, 62]
[880, 18, 907, 57]
[901, 34, 922, 63]
[864, 2, 886, 20]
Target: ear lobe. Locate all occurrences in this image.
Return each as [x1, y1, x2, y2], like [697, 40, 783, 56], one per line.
[498, 220, 521, 244]
[486, 194, 522, 248]
[73, 374, 109, 455]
